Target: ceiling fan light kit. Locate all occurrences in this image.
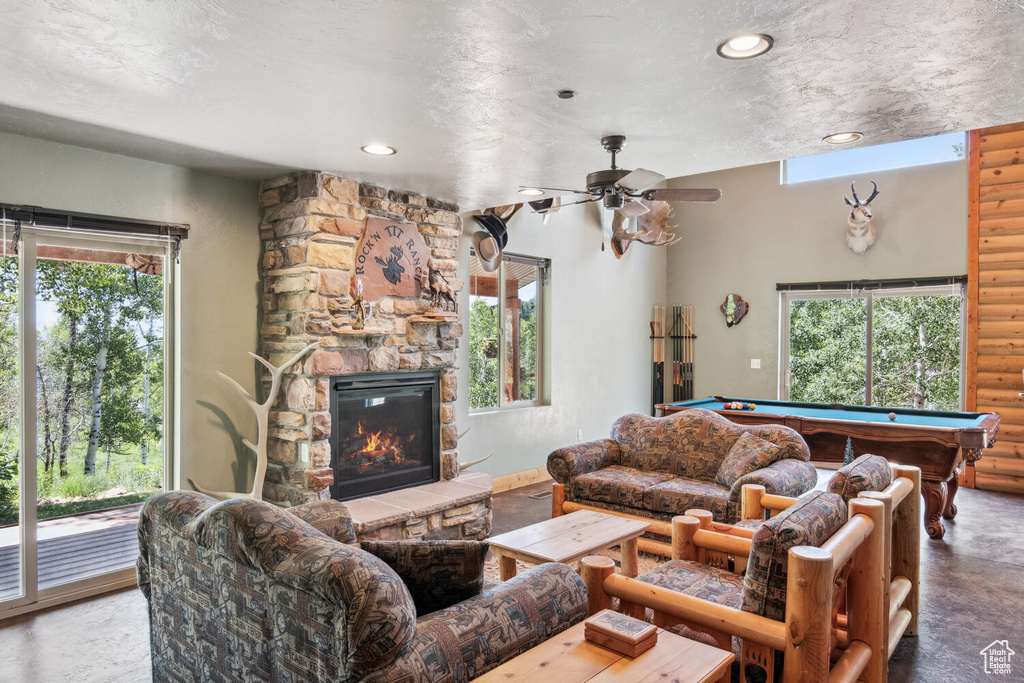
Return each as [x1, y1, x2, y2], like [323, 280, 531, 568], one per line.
[523, 135, 722, 220]
[716, 34, 774, 60]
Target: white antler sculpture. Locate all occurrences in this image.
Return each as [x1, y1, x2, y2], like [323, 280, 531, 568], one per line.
[189, 342, 319, 500]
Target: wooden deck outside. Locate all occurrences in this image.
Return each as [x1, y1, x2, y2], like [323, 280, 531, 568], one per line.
[0, 504, 142, 601]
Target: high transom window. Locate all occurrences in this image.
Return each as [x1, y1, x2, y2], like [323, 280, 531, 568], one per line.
[782, 132, 966, 184]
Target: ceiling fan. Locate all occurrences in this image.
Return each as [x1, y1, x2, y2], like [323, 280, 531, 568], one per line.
[522, 135, 722, 218]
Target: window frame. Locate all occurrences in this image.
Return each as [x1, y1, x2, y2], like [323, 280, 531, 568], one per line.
[468, 250, 548, 413]
[0, 225, 177, 618]
[778, 283, 966, 409]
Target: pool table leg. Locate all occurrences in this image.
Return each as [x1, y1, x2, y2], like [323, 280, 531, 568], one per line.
[921, 480, 947, 540]
[943, 471, 959, 520]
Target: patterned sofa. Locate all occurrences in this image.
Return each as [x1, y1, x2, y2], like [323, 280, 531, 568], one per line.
[137, 491, 587, 683]
[547, 409, 817, 524]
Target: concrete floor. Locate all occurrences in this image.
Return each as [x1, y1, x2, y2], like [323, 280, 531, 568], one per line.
[1, 482, 1023, 682]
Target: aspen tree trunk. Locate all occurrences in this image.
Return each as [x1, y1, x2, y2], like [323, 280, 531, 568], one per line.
[140, 317, 153, 466]
[36, 365, 54, 472]
[84, 322, 111, 475]
[914, 323, 927, 409]
[57, 321, 78, 478]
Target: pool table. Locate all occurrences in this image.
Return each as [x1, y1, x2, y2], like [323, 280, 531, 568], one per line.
[656, 397, 1001, 539]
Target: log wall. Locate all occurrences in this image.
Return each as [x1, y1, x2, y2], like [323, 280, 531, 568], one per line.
[970, 122, 1024, 494]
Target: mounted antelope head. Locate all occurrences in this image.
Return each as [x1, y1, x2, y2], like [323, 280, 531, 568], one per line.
[843, 181, 880, 254]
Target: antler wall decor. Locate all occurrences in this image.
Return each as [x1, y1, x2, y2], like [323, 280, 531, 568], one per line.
[609, 199, 682, 258]
[189, 342, 319, 500]
[451, 426, 494, 473]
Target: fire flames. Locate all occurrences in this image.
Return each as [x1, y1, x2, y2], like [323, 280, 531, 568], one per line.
[349, 422, 417, 473]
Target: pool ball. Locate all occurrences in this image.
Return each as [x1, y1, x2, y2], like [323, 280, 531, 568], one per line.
[888, 412, 897, 421]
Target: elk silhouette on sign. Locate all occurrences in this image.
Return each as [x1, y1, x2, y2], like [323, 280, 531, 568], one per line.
[843, 181, 880, 254]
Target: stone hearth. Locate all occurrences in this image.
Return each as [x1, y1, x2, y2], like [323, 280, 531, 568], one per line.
[257, 171, 472, 520]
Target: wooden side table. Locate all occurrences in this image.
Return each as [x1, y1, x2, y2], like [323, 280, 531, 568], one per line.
[473, 620, 733, 683]
[487, 510, 650, 580]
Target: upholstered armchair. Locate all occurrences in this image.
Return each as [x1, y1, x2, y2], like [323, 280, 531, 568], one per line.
[137, 491, 587, 683]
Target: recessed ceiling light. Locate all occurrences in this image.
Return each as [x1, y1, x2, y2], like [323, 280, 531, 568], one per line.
[717, 34, 774, 60]
[518, 188, 545, 196]
[823, 132, 864, 145]
[361, 143, 397, 155]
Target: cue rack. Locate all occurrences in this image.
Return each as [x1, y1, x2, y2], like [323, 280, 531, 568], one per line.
[651, 304, 696, 414]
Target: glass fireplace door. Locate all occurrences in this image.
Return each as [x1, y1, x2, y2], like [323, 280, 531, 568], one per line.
[330, 372, 440, 501]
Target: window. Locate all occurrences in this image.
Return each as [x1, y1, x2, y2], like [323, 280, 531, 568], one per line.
[780, 281, 964, 410]
[468, 251, 547, 411]
[782, 132, 966, 184]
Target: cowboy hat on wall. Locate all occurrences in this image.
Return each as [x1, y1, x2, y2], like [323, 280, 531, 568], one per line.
[471, 204, 518, 272]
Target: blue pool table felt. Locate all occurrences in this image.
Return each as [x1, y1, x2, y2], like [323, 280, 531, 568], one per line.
[668, 398, 990, 429]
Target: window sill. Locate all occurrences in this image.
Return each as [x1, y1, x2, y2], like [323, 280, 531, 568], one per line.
[469, 402, 549, 416]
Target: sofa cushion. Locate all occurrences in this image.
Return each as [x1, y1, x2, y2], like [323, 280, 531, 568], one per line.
[644, 478, 731, 521]
[361, 540, 488, 616]
[828, 454, 892, 501]
[715, 432, 787, 489]
[573, 466, 672, 508]
[638, 559, 744, 608]
[741, 490, 846, 621]
[614, 411, 739, 481]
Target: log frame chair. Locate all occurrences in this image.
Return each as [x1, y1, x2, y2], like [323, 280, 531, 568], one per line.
[581, 496, 890, 683]
[741, 464, 921, 641]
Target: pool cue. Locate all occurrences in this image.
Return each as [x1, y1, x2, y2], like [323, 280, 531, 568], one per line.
[679, 305, 685, 400]
[674, 305, 683, 401]
[685, 305, 691, 400]
[682, 305, 688, 400]
[683, 305, 693, 400]
[658, 305, 665, 407]
[688, 305, 694, 399]
[671, 305, 679, 401]
[688, 305, 696, 401]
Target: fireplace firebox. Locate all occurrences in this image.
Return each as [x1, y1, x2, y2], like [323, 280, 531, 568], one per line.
[329, 371, 441, 501]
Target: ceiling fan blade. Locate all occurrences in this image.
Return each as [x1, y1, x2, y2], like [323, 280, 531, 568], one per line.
[617, 199, 650, 218]
[532, 196, 601, 213]
[519, 186, 592, 195]
[643, 188, 723, 202]
[616, 168, 666, 192]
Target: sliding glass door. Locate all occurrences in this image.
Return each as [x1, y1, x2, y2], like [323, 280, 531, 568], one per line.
[0, 227, 173, 615]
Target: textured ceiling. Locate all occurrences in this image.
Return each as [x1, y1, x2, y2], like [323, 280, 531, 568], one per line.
[1, 0, 1023, 209]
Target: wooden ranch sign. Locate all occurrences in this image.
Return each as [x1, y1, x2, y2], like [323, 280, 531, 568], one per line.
[353, 216, 429, 300]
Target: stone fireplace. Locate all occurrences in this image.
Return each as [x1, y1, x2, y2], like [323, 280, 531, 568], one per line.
[257, 171, 491, 540]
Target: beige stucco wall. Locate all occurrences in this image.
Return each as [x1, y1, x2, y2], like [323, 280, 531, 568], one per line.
[0, 131, 260, 493]
[664, 159, 969, 400]
[456, 204, 667, 479]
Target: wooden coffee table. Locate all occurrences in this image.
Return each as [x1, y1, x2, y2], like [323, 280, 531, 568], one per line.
[488, 510, 650, 581]
[473, 620, 733, 683]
